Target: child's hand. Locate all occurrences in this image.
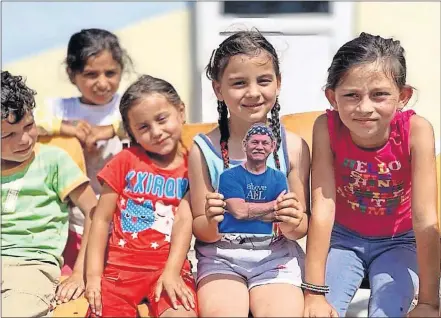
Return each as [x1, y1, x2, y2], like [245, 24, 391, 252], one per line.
[205, 192, 226, 223]
[73, 120, 92, 144]
[274, 191, 304, 228]
[154, 269, 195, 311]
[55, 271, 85, 304]
[60, 120, 91, 144]
[85, 276, 102, 316]
[85, 126, 115, 151]
[304, 293, 338, 317]
[408, 303, 439, 317]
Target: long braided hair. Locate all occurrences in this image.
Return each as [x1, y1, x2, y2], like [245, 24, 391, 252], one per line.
[206, 30, 282, 170]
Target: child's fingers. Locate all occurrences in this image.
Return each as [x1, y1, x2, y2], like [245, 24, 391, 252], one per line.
[181, 285, 195, 309]
[86, 290, 96, 313]
[63, 285, 78, 302]
[56, 283, 70, 303]
[177, 288, 190, 311]
[275, 198, 302, 211]
[94, 292, 102, 316]
[207, 206, 225, 217]
[211, 214, 224, 223]
[176, 284, 194, 311]
[206, 197, 225, 208]
[206, 192, 224, 201]
[72, 285, 85, 300]
[276, 190, 287, 202]
[154, 281, 163, 302]
[166, 288, 178, 310]
[77, 121, 92, 134]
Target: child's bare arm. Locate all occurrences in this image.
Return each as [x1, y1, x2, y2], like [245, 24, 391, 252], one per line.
[68, 183, 98, 275]
[305, 115, 336, 286]
[86, 184, 117, 279]
[279, 132, 311, 240]
[188, 144, 222, 243]
[164, 191, 194, 273]
[55, 182, 97, 303]
[303, 114, 338, 317]
[155, 192, 196, 310]
[409, 115, 440, 309]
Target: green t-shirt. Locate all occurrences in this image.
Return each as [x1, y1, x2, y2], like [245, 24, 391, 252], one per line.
[1, 144, 89, 266]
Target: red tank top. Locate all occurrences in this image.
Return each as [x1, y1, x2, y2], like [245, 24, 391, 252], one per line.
[327, 109, 415, 237]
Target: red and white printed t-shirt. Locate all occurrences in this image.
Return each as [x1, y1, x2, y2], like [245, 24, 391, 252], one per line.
[97, 146, 188, 269]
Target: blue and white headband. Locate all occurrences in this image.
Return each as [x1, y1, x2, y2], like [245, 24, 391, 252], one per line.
[244, 123, 275, 142]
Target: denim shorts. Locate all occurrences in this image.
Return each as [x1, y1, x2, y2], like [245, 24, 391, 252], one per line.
[325, 223, 418, 317]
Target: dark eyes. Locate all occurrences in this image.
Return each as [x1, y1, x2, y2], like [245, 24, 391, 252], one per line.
[2, 122, 34, 139]
[251, 141, 270, 145]
[232, 78, 272, 86]
[374, 92, 390, 97]
[83, 72, 97, 78]
[157, 115, 168, 122]
[83, 71, 118, 78]
[343, 92, 390, 98]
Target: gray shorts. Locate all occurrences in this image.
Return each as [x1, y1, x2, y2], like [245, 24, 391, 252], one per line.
[195, 236, 305, 290]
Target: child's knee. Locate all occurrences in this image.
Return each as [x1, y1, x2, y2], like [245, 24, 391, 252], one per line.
[160, 307, 197, 318]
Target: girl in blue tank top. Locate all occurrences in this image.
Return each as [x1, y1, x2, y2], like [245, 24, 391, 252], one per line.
[188, 30, 311, 317]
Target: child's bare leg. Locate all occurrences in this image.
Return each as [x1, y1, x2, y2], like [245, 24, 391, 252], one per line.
[198, 274, 249, 317]
[250, 283, 304, 317]
[161, 306, 197, 317]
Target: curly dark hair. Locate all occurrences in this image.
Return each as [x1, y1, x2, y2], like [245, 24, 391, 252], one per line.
[1, 71, 36, 124]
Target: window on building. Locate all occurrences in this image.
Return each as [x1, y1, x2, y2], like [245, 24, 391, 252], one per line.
[223, 1, 330, 16]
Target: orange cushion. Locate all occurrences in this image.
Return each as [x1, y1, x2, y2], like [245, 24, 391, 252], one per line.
[181, 122, 217, 150]
[281, 111, 324, 152]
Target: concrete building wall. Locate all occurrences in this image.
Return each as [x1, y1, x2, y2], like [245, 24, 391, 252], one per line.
[355, 2, 440, 140]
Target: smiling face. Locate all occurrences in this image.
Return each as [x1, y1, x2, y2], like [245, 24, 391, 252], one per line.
[325, 62, 413, 148]
[243, 133, 275, 163]
[1, 112, 38, 165]
[70, 50, 122, 105]
[127, 93, 185, 157]
[213, 51, 280, 124]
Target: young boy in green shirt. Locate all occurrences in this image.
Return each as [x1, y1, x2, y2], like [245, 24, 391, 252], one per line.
[1, 71, 97, 317]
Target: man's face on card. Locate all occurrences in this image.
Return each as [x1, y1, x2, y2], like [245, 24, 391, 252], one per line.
[243, 134, 275, 162]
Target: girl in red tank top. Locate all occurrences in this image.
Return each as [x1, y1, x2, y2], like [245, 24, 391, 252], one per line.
[303, 33, 439, 318]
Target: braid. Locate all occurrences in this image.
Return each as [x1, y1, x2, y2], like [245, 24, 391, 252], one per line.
[269, 97, 282, 170]
[217, 100, 230, 169]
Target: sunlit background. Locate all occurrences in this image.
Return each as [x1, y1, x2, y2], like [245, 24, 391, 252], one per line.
[2, 1, 439, 143]
[2, 2, 440, 316]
